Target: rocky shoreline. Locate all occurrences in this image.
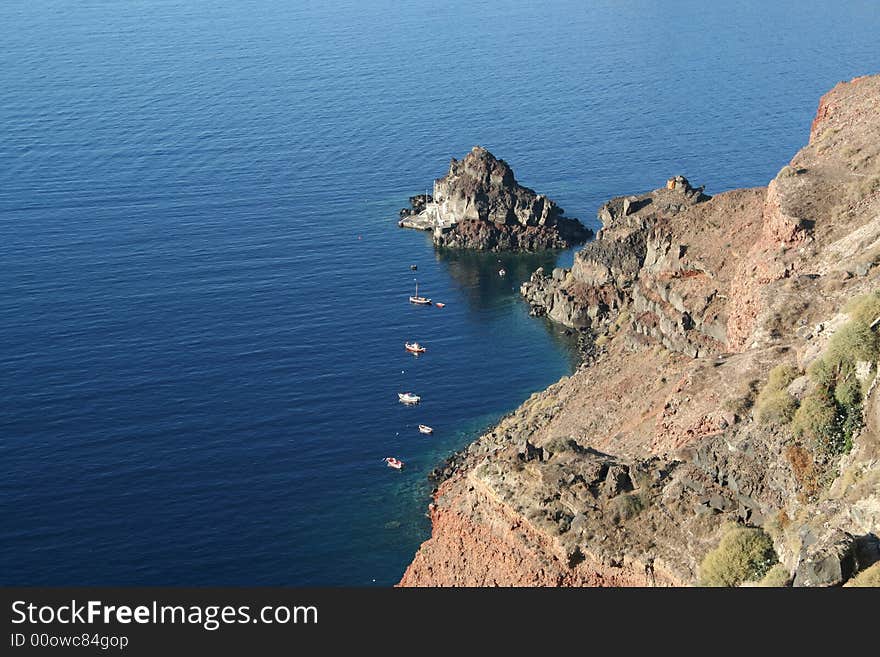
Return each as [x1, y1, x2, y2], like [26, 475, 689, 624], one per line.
[400, 75, 880, 587]
[520, 174, 715, 344]
[398, 146, 592, 251]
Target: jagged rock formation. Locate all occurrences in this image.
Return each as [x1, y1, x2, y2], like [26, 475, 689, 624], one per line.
[399, 193, 433, 218]
[521, 174, 730, 357]
[398, 146, 592, 251]
[400, 75, 880, 587]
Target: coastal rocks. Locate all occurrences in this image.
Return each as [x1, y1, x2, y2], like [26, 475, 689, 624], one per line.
[401, 75, 880, 588]
[399, 193, 432, 218]
[398, 146, 592, 251]
[793, 530, 858, 587]
[791, 530, 880, 587]
[521, 267, 603, 328]
[397, 476, 663, 587]
[604, 464, 633, 497]
[521, 176, 728, 360]
[519, 440, 545, 463]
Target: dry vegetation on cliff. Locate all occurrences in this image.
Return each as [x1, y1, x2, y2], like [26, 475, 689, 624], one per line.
[697, 524, 777, 587]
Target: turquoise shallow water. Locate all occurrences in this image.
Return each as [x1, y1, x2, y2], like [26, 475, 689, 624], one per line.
[1, 1, 879, 585]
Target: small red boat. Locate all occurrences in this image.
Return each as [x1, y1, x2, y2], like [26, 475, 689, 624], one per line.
[384, 457, 404, 470]
[435, 302, 446, 308]
[405, 341, 426, 354]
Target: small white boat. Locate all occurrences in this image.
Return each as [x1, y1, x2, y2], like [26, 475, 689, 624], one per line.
[384, 457, 404, 469]
[498, 268, 506, 276]
[434, 302, 446, 308]
[398, 392, 420, 404]
[418, 424, 433, 435]
[405, 342, 427, 354]
[409, 280, 432, 305]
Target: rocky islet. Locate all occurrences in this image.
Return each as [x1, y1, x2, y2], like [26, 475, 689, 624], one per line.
[399, 146, 592, 251]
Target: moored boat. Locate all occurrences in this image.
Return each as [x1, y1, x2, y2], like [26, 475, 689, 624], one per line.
[409, 280, 432, 305]
[434, 302, 446, 308]
[418, 424, 433, 434]
[384, 457, 404, 469]
[405, 341, 426, 354]
[398, 392, 420, 404]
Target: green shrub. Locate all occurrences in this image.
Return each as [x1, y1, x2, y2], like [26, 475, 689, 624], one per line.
[767, 364, 800, 389]
[843, 562, 880, 587]
[839, 407, 863, 454]
[834, 373, 862, 408]
[835, 374, 865, 453]
[794, 293, 880, 456]
[827, 322, 880, 370]
[756, 391, 798, 424]
[826, 292, 880, 379]
[698, 526, 778, 587]
[755, 364, 799, 424]
[807, 356, 837, 391]
[844, 289, 880, 324]
[753, 563, 791, 587]
[791, 390, 843, 455]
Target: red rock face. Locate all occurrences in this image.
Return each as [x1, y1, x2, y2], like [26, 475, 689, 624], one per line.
[399, 477, 676, 587]
[810, 74, 871, 143]
[810, 88, 835, 144]
[727, 73, 878, 352]
[725, 179, 803, 352]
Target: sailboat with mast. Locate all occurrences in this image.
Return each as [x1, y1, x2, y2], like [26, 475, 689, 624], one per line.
[409, 279, 432, 305]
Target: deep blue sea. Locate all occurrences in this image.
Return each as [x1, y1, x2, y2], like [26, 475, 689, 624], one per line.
[1, 1, 878, 585]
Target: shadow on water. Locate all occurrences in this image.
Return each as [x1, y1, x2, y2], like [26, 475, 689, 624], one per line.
[433, 246, 582, 367]
[536, 315, 583, 370]
[433, 247, 557, 308]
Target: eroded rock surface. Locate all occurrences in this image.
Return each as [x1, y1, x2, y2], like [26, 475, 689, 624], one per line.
[398, 146, 591, 251]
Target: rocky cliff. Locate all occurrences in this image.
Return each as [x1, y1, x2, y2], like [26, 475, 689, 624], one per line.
[400, 75, 880, 587]
[399, 146, 592, 251]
